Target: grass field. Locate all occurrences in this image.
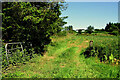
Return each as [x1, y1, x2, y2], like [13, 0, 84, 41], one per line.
[2, 33, 120, 78]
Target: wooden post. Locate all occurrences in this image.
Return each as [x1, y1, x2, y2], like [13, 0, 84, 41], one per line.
[89, 40, 93, 47]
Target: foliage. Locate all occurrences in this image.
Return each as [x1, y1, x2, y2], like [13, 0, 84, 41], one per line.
[55, 31, 67, 36]
[64, 25, 73, 31]
[68, 25, 73, 31]
[105, 22, 120, 35]
[109, 54, 114, 63]
[95, 28, 105, 31]
[82, 36, 119, 64]
[64, 26, 69, 31]
[55, 30, 76, 37]
[68, 30, 76, 34]
[105, 22, 120, 32]
[2, 2, 67, 54]
[78, 29, 82, 34]
[109, 31, 119, 36]
[86, 25, 94, 34]
[2, 44, 36, 69]
[94, 29, 105, 33]
[2, 33, 120, 78]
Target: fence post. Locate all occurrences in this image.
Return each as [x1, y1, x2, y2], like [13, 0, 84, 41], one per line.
[89, 40, 93, 47]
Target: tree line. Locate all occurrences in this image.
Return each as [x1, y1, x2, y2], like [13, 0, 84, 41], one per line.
[105, 22, 120, 35]
[77, 22, 120, 35]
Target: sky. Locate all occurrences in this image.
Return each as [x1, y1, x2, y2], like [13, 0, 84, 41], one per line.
[61, 2, 118, 30]
[65, 0, 120, 2]
[0, 0, 119, 30]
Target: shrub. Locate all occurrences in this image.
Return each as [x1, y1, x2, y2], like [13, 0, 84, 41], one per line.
[2, 2, 68, 55]
[56, 31, 67, 37]
[110, 31, 119, 36]
[78, 29, 82, 34]
[2, 45, 36, 69]
[68, 30, 76, 34]
[86, 26, 94, 34]
[82, 38, 119, 64]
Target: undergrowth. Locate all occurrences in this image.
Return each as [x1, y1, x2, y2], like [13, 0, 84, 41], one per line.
[2, 33, 120, 79]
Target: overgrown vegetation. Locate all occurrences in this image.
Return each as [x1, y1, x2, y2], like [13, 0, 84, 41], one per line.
[105, 22, 120, 35]
[2, 2, 68, 69]
[85, 25, 94, 34]
[1, 1, 120, 79]
[2, 33, 120, 79]
[2, 2, 68, 54]
[82, 36, 119, 64]
[2, 43, 36, 69]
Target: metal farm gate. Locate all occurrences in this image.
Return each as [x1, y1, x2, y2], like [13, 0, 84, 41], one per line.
[5, 42, 24, 64]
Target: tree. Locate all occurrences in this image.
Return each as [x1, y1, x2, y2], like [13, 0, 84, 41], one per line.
[78, 29, 82, 34]
[68, 25, 73, 31]
[101, 28, 105, 31]
[86, 25, 94, 34]
[105, 22, 120, 32]
[105, 22, 114, 32]
[105, 22, 120, 35]
[2, 2, 68, 54]
[64, 25, 73, 31]
[64, 26, 69, 31]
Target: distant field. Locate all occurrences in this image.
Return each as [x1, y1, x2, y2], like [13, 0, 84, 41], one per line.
[81, 32, 114, 36]
[2, 33, 120, 78]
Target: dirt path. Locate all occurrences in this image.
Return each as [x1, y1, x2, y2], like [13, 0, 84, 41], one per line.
[3, 36, 110, 78]
[67, 39, 89, 53]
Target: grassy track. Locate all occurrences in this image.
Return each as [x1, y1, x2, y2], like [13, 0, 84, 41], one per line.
[2, 33, 120, 78]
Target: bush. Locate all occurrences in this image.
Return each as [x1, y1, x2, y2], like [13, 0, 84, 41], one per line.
[110, 31, 119, 36]
[56, 31, 67, 36]
[82, 38, 119, 64]
[78, 29, 82, 34]
[2, 2, 67, 55]
[86, 26, 94, 34]
[68, 30, 76, 34]
[2, 45, 36, 69]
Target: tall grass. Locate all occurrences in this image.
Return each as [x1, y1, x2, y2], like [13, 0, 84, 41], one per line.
[81, 35, 119, 64]
[2, 33, 120, 79]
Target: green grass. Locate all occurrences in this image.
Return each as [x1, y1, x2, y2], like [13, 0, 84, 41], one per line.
[2, 33, 120, 79]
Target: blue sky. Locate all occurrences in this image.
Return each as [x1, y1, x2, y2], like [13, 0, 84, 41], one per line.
[61, 2, 118, 30]
[65, 0, 120, 2]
